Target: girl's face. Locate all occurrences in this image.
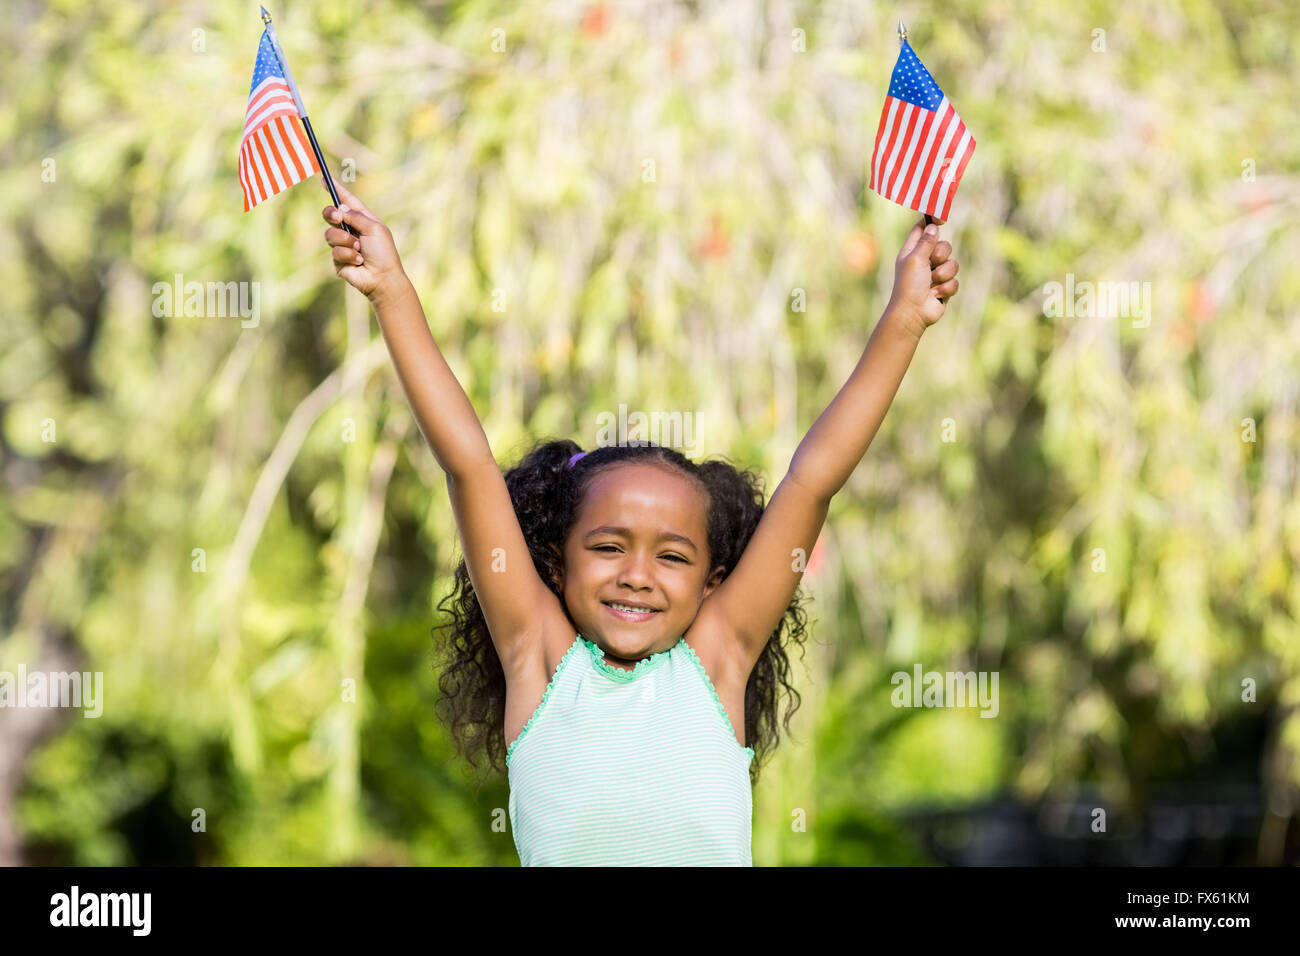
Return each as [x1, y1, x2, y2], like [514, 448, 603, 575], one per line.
[558, 462, 725, 669]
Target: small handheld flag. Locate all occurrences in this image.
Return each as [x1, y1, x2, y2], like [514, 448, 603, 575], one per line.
[869, 22, 975, 223]
[240, 7, 358, 237]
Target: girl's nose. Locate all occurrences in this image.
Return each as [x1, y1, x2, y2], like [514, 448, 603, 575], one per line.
[616, 552, 654, 588]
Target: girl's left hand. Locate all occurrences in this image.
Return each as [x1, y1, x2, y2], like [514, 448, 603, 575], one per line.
[886, 217, 960, 338]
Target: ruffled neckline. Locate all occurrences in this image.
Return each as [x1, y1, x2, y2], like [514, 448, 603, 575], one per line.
[580, 634, 681, 682]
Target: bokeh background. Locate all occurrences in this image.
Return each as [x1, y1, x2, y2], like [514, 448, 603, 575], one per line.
[2, 0, 1298, 866]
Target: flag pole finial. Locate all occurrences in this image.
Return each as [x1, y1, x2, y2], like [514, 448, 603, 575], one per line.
[261, 6, 272, 24]
[898, 20, 907, 43]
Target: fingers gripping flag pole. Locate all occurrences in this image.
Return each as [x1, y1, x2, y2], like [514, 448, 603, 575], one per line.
[869, 21, 975, 224]
[241, 6, 359, 238]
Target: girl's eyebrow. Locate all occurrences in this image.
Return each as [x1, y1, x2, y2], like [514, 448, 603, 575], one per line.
[583, 525, 699, 553]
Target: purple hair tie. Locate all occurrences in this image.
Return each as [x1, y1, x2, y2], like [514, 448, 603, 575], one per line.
[567, 451, 588, 468]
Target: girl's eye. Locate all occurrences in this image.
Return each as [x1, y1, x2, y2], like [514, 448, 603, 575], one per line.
[594, 545, 687, 564]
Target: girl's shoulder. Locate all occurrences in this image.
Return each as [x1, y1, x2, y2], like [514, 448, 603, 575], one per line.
[682, 611, 750, 750]
[502, 611, 582, 756]
[682, 603, 750, 690]
[537, 615, 583, 677]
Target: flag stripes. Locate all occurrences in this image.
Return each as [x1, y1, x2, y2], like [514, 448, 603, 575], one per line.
[868, 40, 975, 221]
[240, 112, 318, 211]
[240, 33, 320, 212]
[870, 95, 973, 221]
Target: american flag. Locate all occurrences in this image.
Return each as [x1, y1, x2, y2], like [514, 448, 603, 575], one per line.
[239, 28, 319, 212]
[869, 39, 975, 222]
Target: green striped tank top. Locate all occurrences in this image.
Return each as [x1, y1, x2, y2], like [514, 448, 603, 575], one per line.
[506, 633, 756, 866]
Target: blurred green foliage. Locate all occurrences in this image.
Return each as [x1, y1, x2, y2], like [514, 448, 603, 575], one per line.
[1, 0, 1298, 865]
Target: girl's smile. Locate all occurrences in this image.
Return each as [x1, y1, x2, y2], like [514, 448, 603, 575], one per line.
[603, 602, 661, 622]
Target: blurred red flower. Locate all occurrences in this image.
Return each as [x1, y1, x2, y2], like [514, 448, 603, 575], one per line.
[806, 533, 827, 578]
[843, 232, 878, 276]
[1241, 185, 1270, 214]
[695, 213, 730, 262]
[582, 5, 610, 38]
[1185, 280, 1214, 323]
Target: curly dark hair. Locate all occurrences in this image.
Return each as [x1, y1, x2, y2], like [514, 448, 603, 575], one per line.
[432, 438, 811, 791]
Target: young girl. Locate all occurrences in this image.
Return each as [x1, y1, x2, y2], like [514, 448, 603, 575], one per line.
[320, 180, 959, 866]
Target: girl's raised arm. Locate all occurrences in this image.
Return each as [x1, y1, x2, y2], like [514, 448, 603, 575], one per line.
[695, 220, 960, 683]
[322, 182, 556, 674]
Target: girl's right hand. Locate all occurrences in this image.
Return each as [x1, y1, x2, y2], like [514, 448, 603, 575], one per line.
[321, 179, 406, 302]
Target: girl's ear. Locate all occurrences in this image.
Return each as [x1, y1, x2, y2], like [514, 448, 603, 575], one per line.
[548, 542, 565, 592]
[702, 565, 726, 599]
